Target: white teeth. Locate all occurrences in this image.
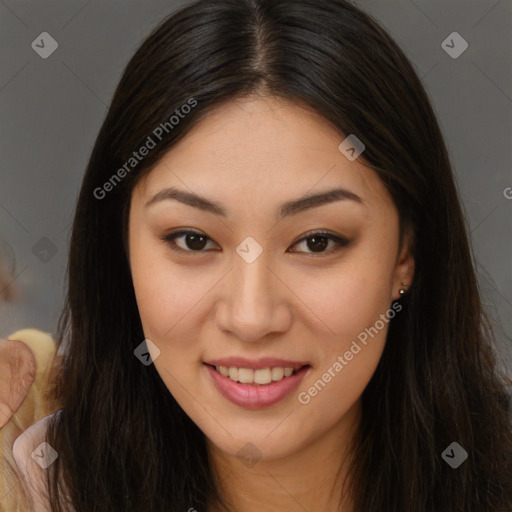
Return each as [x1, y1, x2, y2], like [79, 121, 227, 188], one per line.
[238, 368, 254, 383]
[271, 367, 284, 381]
[215, 365, 298, 385]
[254, 368, 271, 384]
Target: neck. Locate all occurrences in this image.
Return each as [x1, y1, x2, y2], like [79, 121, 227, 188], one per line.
[206, 399, 361, 512]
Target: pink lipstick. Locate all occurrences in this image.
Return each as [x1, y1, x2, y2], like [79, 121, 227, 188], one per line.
[204, 362, 311, 409]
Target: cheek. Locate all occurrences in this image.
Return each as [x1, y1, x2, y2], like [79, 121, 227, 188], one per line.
[289, 254, 395, 347]
[289, 249, 395, 408]
[297, 349, 383, 432]
[129, 233, 206, 343]
[130, 253, 205, 398]
[295, 273, 391, 419]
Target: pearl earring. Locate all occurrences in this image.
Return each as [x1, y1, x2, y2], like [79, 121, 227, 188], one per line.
[399, 282, 408, 296]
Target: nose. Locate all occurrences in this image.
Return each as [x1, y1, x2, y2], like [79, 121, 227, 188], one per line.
[214, 254, 292, 343]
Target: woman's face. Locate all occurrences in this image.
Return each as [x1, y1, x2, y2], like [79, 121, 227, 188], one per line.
[128, 95, 414, 462]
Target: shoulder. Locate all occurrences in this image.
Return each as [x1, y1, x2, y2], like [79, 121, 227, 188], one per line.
[12, 410, 58, 471]
[12, 409, 62, 512]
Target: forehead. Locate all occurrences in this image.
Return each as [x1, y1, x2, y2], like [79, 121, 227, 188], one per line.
[133, 95, 394, 215]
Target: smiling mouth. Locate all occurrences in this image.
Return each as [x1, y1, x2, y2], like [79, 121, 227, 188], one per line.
[204, 363, 311, 386]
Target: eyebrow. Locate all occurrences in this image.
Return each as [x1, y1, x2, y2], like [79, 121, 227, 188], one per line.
[145, 186, 364, 219]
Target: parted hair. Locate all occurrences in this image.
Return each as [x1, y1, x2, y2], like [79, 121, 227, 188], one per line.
[40, 0, 512, 510]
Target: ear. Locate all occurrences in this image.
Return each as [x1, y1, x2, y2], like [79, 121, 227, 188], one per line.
[391, 226, 415, 302]
[0, 339, 36, 429]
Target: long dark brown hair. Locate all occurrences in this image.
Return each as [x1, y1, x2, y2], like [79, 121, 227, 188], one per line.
[45, 0, 512, 510]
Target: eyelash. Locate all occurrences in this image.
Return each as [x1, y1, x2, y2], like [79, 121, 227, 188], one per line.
[161, 229, 350, 257]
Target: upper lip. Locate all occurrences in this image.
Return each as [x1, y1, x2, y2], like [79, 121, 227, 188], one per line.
[205, 357, 310, 370]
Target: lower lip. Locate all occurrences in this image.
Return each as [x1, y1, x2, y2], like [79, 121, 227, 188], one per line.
[205, 364, 310, 409]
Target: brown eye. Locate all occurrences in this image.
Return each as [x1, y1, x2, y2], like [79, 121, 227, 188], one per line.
[162, 229, 350, 256]
[289, 231, 350, 255]
[162, 230, 217, 253]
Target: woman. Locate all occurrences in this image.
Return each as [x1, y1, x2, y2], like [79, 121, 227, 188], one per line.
[12, 0, 512, 510]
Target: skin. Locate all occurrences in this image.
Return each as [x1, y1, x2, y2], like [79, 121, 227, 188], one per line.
[0, 338, 36, 429]
[128, 95, 415, 512]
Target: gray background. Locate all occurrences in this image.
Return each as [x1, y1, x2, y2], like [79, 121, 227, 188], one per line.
[0, 0, 511, 380]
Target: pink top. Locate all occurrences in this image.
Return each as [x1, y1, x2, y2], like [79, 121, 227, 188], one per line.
[12, 409, 74, 511]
